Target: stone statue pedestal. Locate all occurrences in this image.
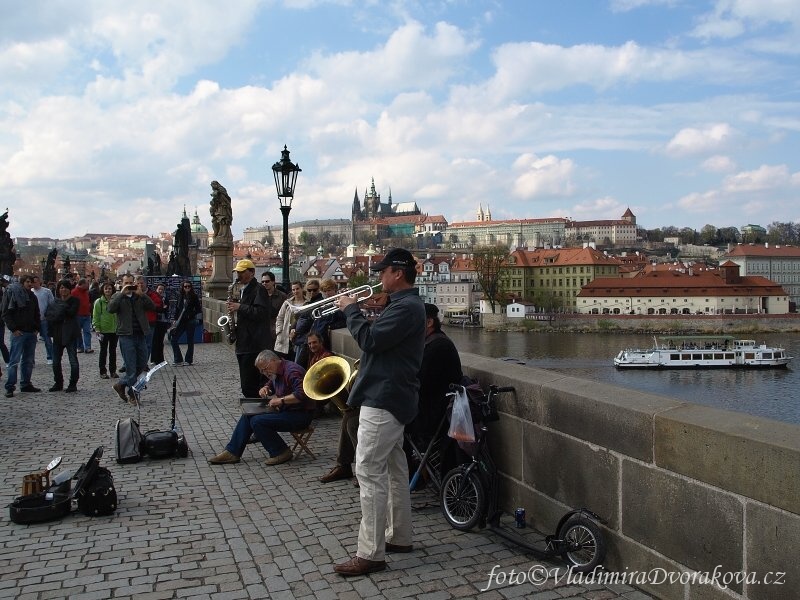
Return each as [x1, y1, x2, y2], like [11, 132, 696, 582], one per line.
[206, 241, 234, 300]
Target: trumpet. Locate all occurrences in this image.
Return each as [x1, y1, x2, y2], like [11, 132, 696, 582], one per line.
[291, 284, 382, 319]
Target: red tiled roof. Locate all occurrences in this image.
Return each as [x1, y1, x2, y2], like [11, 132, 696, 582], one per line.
[724, 244, 800, 257]
[579, 271, 786, 298]
[509, 247, 622, 267]
[449, 218, 568, 227]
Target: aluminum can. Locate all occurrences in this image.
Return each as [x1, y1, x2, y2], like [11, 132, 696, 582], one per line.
[514, 507, 526, 528]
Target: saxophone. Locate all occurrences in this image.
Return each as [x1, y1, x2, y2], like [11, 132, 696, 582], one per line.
[216, 273, 238, 344]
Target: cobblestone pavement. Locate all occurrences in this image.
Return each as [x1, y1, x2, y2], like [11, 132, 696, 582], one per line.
[0, 340, 656, 600]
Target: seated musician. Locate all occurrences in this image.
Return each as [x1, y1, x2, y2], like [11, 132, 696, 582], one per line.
[409, 303, 463, 441]
[405, 303, 463, 483]
[208, 350, 313, 466]
[307, 332, 332, 368]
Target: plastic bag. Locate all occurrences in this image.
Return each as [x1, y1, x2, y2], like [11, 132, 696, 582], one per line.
[447, 387, 476, 443]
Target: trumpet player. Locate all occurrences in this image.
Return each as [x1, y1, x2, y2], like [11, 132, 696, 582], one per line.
[332, 248, 425, 577]
[228, 259, 271, 398]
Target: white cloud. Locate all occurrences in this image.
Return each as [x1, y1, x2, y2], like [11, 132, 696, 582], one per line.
[304, 20, 479, 96]
[569, 196, 627, 220]
[511, 154, 576, 199]
[691, 0, 800, 40]
[665, 123, 736, 157]
[478, 40, 776, 100]
[677, 190, 722, 213]
[722, 163, 798, 192]
[701, 155, 737, 172]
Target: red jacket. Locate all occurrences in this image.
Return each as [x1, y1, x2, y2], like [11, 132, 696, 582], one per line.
[71, 286, 91, 317]
[145, 289, 163, 324]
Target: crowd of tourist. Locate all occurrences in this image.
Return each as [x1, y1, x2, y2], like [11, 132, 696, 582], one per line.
[2, 251, 466, 578]
[0, 272, 200, 400]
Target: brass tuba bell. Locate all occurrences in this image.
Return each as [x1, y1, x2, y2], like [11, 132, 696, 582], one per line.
[302, 356, 352, 413]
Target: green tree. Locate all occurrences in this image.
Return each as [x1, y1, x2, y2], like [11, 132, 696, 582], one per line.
[767, 221, 799, 245]
[717, 227, 739, 244]
[348, 273, 368, 288]
[679, 227, 697, 244]
[699, 224, 718, 245]
[532, 289, 561, 313]
[473, 245, 509, 314]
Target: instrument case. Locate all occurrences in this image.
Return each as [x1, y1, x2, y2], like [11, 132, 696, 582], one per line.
[8, 446, 105, 525]
[141, 375, 189, 459]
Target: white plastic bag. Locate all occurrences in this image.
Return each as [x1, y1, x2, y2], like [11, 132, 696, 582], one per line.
[447, 387, 475, 443]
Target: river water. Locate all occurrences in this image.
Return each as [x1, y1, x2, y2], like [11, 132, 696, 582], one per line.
[445, 328, 800, 425]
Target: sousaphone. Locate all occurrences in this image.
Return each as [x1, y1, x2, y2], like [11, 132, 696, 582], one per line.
[303, 356, 352, 413]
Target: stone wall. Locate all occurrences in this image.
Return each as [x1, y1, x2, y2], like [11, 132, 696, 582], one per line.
[330, 328, 799, 600]
[204, 295, 798, 600]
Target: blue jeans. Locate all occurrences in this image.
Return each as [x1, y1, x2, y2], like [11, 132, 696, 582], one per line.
[118, 334, 149, 388]
[170, 319, 196, 364]
[5, 331, 38, 391]
[226, 410, 312, 457]
[78, 315, 92, 351]
[39, 319, 53, 360]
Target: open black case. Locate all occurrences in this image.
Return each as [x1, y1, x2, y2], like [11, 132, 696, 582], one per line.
[8, 446, 105, 525]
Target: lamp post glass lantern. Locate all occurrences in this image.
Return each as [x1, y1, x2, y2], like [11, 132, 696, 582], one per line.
[272, 145, 301, 292]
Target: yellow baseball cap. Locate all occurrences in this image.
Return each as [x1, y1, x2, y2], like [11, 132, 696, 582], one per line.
[233, 259, 256, 272]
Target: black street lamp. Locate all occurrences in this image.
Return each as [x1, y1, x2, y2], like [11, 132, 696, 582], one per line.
[271, 145, 301, 292]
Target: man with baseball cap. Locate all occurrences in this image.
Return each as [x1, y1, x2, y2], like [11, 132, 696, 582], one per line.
[332, 248, 425, 576]
[228, 259, 271, 398]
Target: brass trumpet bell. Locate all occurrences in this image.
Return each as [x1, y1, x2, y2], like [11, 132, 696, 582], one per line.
[303, 356, 352, 413]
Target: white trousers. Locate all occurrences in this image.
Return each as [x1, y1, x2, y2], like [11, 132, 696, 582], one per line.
[355, 406, 412, 561]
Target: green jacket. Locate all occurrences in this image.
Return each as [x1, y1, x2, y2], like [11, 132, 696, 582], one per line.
[92, 296, 117, 334]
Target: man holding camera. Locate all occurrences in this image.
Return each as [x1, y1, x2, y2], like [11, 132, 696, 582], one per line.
[108, 273, 156, 403]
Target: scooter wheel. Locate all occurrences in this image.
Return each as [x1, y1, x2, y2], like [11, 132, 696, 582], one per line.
[557, 514, 606, 572]
[440, 466, 485, 531]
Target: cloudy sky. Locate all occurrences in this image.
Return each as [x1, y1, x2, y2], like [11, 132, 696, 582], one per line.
[2, 0, 799, 240]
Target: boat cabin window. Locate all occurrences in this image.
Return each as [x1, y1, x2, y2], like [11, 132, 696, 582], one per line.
[762, 353, 772, 359]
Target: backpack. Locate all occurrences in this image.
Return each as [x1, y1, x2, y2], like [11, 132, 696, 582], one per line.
[76, 466, 117, 516]
[115, 418, 143, 463]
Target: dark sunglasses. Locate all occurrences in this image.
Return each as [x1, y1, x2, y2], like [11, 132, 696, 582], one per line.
[183, 284, 192, 289]
[306, 287, 319, 292]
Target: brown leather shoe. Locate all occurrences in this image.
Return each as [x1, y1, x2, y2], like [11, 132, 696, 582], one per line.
[385, 542, 413, 553]
[320, 464, 353, 483]
[265, 448, 292, 466]
[208, 450, 240, 465]
[112, 382, 127, 402]
[333, 556, 386, 577]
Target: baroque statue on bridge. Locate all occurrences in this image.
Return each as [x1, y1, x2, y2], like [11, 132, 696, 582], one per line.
[210, 180, 233, 244]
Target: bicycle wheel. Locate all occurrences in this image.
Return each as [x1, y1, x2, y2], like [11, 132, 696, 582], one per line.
[440, 466, 486, 531]
[557, 514, 606, 572]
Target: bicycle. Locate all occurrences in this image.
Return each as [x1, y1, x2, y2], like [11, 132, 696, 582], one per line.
[409, 382, 607, 572]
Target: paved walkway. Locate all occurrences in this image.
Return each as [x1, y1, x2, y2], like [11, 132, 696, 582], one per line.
[0, 340, 655, 600]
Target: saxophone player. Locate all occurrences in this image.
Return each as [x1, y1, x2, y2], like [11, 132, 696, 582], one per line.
[227, 259, 272, 398]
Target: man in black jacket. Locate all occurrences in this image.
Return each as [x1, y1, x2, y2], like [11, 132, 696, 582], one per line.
[227, 259, 271, 398]
[2, 275, 41, 397]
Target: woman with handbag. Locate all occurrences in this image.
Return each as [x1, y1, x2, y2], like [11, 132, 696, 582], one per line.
[169, 281, 201, 366]
[47, 279, 80, 393]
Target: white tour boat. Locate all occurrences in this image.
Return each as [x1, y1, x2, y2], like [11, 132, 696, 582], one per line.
[613, 336, 793, 369]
